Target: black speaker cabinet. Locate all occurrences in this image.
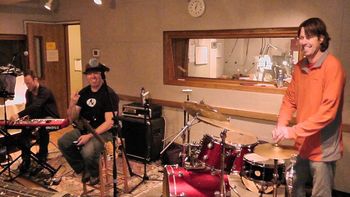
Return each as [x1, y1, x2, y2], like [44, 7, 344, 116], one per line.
[121, 116, 165, 161]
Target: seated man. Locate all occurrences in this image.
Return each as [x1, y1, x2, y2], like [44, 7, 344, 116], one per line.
[9, 70, 59, 173]
[58, 62, 119, 185]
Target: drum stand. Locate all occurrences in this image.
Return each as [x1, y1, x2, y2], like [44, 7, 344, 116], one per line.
[182, 90, 191, 167]
[160, 114, 198, 167]
[285, 155, 296, 197]
[218, 129, 240, 197]
[272, 159, 279, 197]
[219, 129, 228, 196]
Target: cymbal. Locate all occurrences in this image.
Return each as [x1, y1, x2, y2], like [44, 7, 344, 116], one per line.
[197, 116, 233, 130]
[183, 101, 228, 121]
[198, 116, 257, 145]
[226, 131, 258, 146]
[254, 143, 298, 160]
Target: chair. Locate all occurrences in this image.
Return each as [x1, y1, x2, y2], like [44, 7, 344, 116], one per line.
[82, 140, 129, 196]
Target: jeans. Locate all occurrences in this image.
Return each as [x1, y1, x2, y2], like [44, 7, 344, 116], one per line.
[57, 128, 112, 177]
[293, 156, 336, 197]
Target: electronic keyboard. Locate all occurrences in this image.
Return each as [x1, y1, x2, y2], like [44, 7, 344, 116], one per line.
[0, 118, 69, 131]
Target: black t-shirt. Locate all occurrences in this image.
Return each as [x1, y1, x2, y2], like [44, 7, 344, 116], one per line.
[77, 85, 119, 129]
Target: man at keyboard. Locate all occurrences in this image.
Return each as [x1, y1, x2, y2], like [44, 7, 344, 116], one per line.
[9, 70, 59, 173]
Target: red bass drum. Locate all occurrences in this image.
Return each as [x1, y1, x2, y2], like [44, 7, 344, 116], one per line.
[163, 165, 231, 197]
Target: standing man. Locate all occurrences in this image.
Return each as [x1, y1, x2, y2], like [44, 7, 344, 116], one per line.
[9, 70, 59, 173]
[58, 62, 119, 186]
[272, 18, 346, 197]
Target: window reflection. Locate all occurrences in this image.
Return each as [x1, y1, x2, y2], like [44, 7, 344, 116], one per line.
[187, 37, 299, 83]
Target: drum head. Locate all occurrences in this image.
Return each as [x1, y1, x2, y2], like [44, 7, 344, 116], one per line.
[244, 153, 284, 167]
[243, 153, 266, 163]
[241, 176, 273, 194]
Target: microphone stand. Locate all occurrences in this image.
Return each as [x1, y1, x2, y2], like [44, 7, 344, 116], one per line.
[100, 71, 123, 197]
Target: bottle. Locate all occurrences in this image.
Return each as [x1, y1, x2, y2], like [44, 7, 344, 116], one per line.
[140, 87, 146, 105]
[276, 69, 284, 88]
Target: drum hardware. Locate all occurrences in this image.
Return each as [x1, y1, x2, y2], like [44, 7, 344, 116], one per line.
[219, 128, 228, 197]
[241, 152, 285, 196]
[160, 114, 199, 167]
[285, 154, 297, 197]
[184, 142, 202, 168]
[182, 89, 192, 145]
[272, 159, 279, 197]
[254, 143, 298, 197]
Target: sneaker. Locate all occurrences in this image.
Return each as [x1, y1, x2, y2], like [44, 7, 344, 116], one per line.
[89, 176, 100, 186]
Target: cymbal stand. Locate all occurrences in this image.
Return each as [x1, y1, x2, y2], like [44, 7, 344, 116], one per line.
[272, 159, 279, 197]
[182, 89, 191, 165]
[182, 89, 191, 143]
[219, 129, 228, 197]
[218, 127, 241, 197]
[160, 114, 198, 167]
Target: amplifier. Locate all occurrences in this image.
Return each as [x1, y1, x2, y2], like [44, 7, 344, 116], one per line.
[122, 102, 162, 119]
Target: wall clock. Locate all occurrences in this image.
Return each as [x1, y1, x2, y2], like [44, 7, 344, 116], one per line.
[188, 0, 206, 17]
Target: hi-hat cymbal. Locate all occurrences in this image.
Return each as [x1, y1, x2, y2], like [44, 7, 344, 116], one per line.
[254, 143, 298, 160]
[183, 101, 228, 121]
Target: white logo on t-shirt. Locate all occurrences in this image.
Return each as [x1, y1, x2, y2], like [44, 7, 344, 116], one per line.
[86, 98, 96, 107]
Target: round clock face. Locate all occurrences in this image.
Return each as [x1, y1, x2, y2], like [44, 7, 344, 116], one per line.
[188, 0, 205, 17]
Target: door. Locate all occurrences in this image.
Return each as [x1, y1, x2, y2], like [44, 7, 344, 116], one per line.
[26, 23, 69, 118]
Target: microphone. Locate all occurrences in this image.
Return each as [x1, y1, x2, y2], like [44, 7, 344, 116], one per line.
[11, 51, 29, 64]
[88, 58, 110, 72]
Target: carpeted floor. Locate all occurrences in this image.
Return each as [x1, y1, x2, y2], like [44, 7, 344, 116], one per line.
[0, 127, 164, 197]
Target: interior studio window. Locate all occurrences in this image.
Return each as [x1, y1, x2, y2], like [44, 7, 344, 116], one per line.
[163, 28, 300, 94]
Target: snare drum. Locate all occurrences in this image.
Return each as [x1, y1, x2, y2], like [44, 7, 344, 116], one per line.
[242, 153, 285, 183]
[163, 165, 231, 197]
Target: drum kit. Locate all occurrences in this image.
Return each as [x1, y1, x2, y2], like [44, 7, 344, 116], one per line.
[162, 101, 298, 197]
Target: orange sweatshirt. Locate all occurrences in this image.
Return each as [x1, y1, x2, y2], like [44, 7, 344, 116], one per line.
[278, 51, 346, 161]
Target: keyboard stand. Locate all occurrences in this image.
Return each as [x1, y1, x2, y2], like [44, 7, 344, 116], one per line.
[0, 128, 61, 181]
